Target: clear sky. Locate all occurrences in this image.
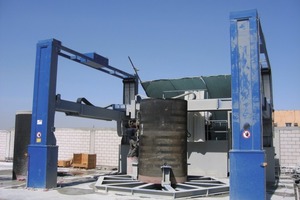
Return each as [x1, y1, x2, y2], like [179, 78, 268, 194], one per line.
[1, 0, 299, 130]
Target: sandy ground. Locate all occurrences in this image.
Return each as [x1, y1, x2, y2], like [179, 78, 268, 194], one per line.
[0, 162, 297, 200]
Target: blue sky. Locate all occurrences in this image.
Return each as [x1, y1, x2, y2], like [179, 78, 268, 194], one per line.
[0, 0, 299, 129]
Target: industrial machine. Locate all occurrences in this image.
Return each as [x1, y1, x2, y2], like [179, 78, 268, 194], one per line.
[27, 38, 138, 188]
[27, 9, 273, 200]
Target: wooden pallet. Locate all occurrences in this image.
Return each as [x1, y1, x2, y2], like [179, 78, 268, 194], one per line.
[58, 160, 72, 167]
[72, 153, 96, 169]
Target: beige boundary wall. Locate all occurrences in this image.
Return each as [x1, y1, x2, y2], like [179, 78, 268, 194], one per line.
[0, 128, 121, 168]
[1, 127, 300, 169]
[55, 128, 120, 167]
[274, 127, 300, 168]
[0, 130, 14, 161]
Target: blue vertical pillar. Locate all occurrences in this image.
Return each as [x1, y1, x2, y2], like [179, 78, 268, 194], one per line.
[229, 10, 266, 200]
[27, 39, 60, 188]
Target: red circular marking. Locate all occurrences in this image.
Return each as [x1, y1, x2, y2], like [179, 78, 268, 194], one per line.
[36, 132, 42, 138]
[243, 130, 251, 139]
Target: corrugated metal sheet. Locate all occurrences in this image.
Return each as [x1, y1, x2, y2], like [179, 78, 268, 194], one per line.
[142, 75, 231, 99]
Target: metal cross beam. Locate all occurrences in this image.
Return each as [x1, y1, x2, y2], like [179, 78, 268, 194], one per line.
[58, 43, 135, 79]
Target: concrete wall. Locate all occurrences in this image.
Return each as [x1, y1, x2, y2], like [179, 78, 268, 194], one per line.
[274, 127, 300, 167]
[0, 131, 9, 160]
[56, 128, 121, 167]
[0, 128, 121, 168]
[0, 130, 14, 161]
[1, 127, 300, 175]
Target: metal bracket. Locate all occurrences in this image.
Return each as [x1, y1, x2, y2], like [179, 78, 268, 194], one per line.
[161, 165, 172, 188]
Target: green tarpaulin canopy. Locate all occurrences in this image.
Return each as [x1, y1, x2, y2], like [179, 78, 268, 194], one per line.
[141, 75, 231, 99]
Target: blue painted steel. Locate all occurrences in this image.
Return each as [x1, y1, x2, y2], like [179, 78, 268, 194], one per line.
[27, 38, 137, 189]
[82, 52, 109, 67]
[229, 10, 266, 200]
[27, 39, 60, 188]
[230, 10, 262, 151]
[230, 151, 265, 200]
[58, 46, 135, 79]
[27, 145, 58, 188]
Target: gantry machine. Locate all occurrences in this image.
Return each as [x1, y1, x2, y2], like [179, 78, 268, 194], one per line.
[27, 9, 273, 200]
[27, 39, 138, 188]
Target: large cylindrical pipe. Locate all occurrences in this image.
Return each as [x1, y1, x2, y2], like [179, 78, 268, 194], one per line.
[138, 98, 187, 184]
[13, 111, 31, 180]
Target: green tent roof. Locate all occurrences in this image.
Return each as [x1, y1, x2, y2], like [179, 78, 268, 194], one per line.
[141, 75, 231, 99]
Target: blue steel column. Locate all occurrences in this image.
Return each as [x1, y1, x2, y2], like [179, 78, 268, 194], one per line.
[229, 10, 266, 200]
[27, 39, 60, 188]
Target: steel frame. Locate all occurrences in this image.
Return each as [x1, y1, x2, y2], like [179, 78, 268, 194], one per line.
[27, 10, 273, 200]
[95, 175, 229, 199]
[229, 10, 273, 200]
[187, 98, 232, 112]
[27, 39, 138, 188]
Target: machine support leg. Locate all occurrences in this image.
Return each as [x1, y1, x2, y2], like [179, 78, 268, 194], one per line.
[27, 145, 58, 188]
[27, 39, 60, 188]
[230, 150, 266, 200]
[229, 10, 272, 200]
